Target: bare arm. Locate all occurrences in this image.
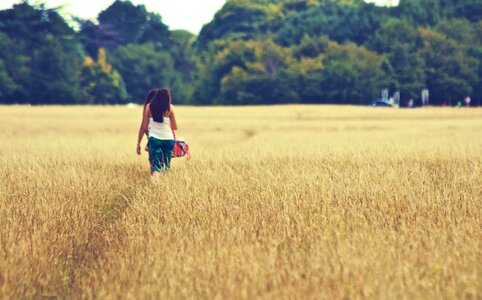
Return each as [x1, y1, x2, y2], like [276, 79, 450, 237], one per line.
[142, 105, 149, 139]
[137, 104, 150, 155]
[170, 105, 178, 131]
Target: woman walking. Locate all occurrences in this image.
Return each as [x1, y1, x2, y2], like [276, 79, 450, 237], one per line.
[137, 88, 178, 176]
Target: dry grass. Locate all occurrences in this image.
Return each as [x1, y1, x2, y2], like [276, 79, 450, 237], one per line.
[0, 105, 481, 299]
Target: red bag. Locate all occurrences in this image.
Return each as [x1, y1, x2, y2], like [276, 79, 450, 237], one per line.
[172, 129, 191, 160]
[173, 139, 190, 158]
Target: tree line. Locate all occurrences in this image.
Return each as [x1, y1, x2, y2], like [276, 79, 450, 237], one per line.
[0, 0, 481, 105]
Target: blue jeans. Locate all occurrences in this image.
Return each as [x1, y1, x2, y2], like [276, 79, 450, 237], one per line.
[148, 137, 175, 172]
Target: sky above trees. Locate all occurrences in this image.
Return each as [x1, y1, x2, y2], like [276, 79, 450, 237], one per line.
[0, 0, 397, 33]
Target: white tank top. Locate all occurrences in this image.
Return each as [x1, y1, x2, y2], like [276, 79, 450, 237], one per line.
[149, 117, 174, 140]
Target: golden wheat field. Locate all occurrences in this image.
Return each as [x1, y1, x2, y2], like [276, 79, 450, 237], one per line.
[0, 105, 481, 299]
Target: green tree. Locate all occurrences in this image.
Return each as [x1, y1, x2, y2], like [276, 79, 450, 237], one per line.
[419, 28, 479, 105]
[369, 19, 425, 101]
[219, 39, 298, 104]
[170, 30, 200, 103]
[291, 55, 325, 103]
[196, 0, 284, 50]
[78, 0, 171, 57]
[320, 42, 386, 104]
[436, 19, 479, 45]
[398, 0, 482, 25]
[0, 60, 16, 100]
[275, 1, 390, 46]
[436, 19, 482, 104]
[448, 0, 482, 22]
[80, 48, 128, 104]
[77, 1, 197, 103]
[292, 35, 329, 59]
[29, 34, 82, 104]
[193, 40, 258, 104]
[0, 2, 83, 104]
[0, 32, 28, 102]
[470, 21, 482, 104]
[110, 43, 180, 102]
[397, 0, 443, 26]
[2, 0, 482, 106]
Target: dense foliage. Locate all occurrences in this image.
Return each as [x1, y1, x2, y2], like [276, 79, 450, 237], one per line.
[0, 0, 481, 105]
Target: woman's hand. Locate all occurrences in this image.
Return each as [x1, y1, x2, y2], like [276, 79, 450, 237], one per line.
[136, 143, 141, 155]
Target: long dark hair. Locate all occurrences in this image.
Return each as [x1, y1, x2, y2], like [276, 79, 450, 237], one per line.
[143, 89, 158, 111]
[150, 88, 171, 123]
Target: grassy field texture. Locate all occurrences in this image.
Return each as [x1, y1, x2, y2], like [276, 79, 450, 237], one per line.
[0, 105, 481, 299]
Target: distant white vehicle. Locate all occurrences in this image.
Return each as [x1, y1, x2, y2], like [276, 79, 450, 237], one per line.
[371, 100, 394, 107]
